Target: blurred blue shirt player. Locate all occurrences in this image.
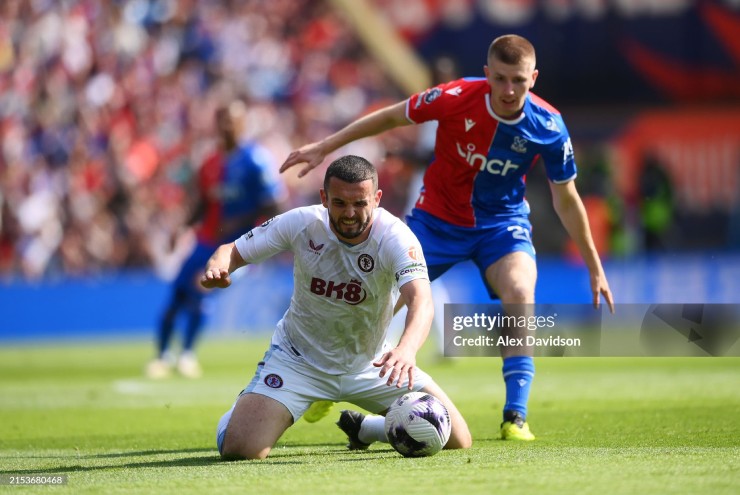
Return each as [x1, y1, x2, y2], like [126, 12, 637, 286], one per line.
[146, 101, 286, 379]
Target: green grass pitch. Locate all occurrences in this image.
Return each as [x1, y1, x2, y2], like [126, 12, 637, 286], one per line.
[1, 337, 738, 494]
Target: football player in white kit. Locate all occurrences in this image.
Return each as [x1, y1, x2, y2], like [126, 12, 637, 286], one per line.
[202, 155, 472, 460]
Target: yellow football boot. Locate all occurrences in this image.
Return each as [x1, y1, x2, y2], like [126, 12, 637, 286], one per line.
[303, 400, 335, 423]
[500, 411, 536, 441]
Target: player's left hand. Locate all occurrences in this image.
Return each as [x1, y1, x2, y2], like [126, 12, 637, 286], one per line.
[373, 346, 417, 390]
[591, 273, 615, 314]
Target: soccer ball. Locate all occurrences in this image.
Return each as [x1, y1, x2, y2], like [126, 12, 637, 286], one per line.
[384, 391, 451, 457]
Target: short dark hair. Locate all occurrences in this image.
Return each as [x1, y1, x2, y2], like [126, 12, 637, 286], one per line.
[488, 34, 536, 67]
[323, 155, 378, 191]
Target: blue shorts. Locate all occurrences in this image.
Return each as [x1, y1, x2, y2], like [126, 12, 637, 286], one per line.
[174, 241, 216, 293]
[406, 209, 536, 299]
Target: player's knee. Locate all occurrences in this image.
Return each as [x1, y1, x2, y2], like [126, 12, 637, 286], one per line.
[461, 430, 473, 449]
[445, 416, 473, 450]
[218, 421, 273, 460]
[221, 439, 272, 460]
[499, 283, 534, 305]
[445, 430, 473, 450]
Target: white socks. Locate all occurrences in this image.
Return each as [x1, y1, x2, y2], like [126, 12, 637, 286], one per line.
[358, 415, 388, 444]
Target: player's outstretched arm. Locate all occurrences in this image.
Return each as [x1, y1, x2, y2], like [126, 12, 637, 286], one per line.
[280, 101, 410, 178]
[374, 279, 434, 389]
[200, 242, 247, 290]
[549, 181, 615, 313]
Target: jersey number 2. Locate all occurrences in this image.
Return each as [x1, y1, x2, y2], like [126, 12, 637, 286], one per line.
[507, 225, 531, 243]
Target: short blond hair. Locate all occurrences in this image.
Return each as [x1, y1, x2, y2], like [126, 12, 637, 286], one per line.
[488, 34, 536, 67]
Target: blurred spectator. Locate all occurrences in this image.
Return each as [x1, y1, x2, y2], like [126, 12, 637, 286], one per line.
[638, 153, 675, 251]
[0, 0, 406, 280]
[562, 144, 629, 260]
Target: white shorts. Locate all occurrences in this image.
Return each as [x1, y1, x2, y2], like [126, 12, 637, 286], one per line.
[216, 344, 432, 453]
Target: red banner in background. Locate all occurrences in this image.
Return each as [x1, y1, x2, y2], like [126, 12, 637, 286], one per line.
[379, 0, 740, 106]
[610, 107, 740, 212]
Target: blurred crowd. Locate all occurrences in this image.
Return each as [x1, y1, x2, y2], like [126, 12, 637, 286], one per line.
[3, 1, 734, 282]
[0, 0, 428, 280]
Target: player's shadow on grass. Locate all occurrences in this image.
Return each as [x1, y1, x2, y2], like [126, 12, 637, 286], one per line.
[247, 447, 398, 465]
[2, 444, 394, 472]
[0, 449, 223, 475]
[1, 444, 402, 472]
[337, 450, 397, 462]
[216, 443, 399, 464]
[83, 447, 215, 459]
[237, 442, 375, 462]
[0, 448, 214, 461]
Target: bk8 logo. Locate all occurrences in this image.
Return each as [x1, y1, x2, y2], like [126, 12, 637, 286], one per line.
[310, 277, 367, 305]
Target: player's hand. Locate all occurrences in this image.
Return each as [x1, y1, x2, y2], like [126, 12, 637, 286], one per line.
[373, 345, 417, 390]
[279, 143, 326, 178]
[591, 273, 615, 314]
[200, 268, 231, 289]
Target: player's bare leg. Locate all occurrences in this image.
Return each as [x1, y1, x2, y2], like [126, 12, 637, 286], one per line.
[221, 393, 293, 460]
[485, 251, 537, 358]
[485, 251, 537, 441]
[420, 382, 472, 449]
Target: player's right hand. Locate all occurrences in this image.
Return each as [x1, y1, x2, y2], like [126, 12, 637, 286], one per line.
[279, 143, 325, 178]
[373, 345, 417, 390]
[200, 268, 231, 289]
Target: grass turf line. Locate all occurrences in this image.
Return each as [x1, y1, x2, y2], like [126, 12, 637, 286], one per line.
[0, 338, 738, 495]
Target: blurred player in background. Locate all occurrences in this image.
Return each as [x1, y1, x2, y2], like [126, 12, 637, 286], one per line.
[202, 155, 471, 459]
[146, 100, 286, 379]
[281, 34, 614, 440]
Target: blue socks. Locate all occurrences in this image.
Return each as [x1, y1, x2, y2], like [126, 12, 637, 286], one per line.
[502, 355, 535, 421]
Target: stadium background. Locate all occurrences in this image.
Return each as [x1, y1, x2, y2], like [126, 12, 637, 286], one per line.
[1, 0, 739, 342]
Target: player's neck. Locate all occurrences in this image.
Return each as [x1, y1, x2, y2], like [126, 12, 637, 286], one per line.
[334, 229, 371, 246]
[492, 107, 524, 120]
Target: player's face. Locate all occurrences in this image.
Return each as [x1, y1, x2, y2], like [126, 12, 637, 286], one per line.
[215, 104, 245, 148]
[484, 56, 538, 119]
[321, 178, 382, 244]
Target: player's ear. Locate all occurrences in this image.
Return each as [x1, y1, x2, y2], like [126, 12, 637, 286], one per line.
[320, 188, 328, 207]
[530, 69, 539, 89]
[375, 189, 382, 206]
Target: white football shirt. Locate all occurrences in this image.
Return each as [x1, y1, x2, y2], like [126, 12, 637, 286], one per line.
[235, 205, 429, 374]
